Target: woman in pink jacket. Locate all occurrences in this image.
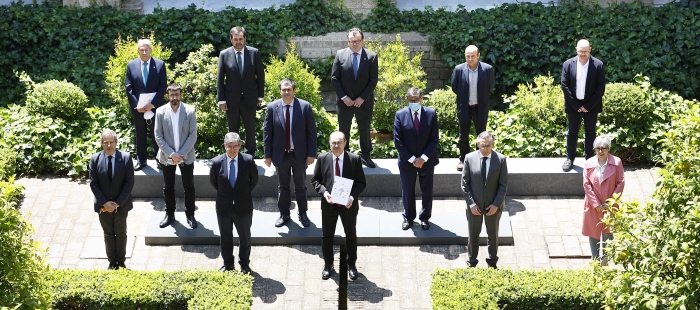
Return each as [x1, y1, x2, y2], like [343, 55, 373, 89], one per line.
[582, 135, 625, 266]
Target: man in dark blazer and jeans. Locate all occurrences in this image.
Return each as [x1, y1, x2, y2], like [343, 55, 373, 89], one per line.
[89, 129, 135, 270]
[210, 132, 258, 275]
[217, 26, 265, 157]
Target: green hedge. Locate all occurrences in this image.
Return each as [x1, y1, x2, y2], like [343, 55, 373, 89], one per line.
[48, 269, 253, 309]
[431, 268, 605, 309]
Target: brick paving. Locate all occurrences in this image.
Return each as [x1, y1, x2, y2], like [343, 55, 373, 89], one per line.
[16, 167, 657, 309]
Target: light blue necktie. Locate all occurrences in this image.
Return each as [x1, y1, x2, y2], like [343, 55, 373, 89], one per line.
[142, 61, 148, 85]
[352, 53, 359, 78]
[229, 158, 236, 188]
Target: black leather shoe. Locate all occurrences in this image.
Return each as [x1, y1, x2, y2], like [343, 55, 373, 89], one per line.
[348, 265, 358, 280]
[186, 215, 198, 229]
[562, 158, 573, 172]
[117, 262, 128, 270]
[219, 265, 235, 272]
[134, 161, 148, 171]
[322, 265, 334, 280]
[240, 265, 252, 275]
[275, 215, 291, 227]
[421, 220, 430, 230]
[108, 262, 118, 270]
[361, 157, 376, 168]
[402, 219, 411, 230]
[159, 214, 175, 228]
[488, 264, 498, 269]
[299, 212, 311, 227]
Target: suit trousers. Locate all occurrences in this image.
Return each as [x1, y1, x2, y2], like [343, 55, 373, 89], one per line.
[322, 206, 357, 266]
[132, 110, 159, 163]
[225, 98, 257, 157]
[566, 112, 598, 160]
[466, 208, 502, 266]
[399, 165, 435, 222]
[458, 106, 487, 161]
[217, 211, 253, 268]
[337, 103, 373, 157]
[98, 210, 128, 263]
[160, 162, 195, 216]
[276, 152, 308, 215]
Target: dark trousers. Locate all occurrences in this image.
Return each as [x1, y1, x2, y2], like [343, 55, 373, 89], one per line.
[225, 100, 257, 157]
[217, 211, 253, 268]
[400, 165, 435, 222]
[98, 210, 128, 264]
[466, 208, 502, 266]
[276, 152, 308, 216]
[337, 102, 373, 157]
[132, 111, 158, 163]
[322, 206, 357, 266]
[160, 162, 195, 216]
[566, 112, 598, 160]
[458, 106, 487, 161]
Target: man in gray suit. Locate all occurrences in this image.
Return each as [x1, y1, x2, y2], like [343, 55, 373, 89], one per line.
[461, 131, 508, 268]
[217, 26, 265, 157]
[154, 83, 198, 229]
[331, 27, 379, 168]
[89, 129, 135, 270]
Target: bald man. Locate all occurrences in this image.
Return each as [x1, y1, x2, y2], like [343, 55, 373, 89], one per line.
[451, 45, 495, 172]
[560, 39, 606, 172]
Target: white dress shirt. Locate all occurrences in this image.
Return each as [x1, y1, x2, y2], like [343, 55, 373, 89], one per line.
[468, 65, 479, 106]
[170, 105, 181, 153]
[576, 58, 589, 100]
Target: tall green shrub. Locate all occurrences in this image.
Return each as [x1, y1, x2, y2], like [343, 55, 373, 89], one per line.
[19, 72, 89, 120]
[424, 87, 459, 157]
[365, 34, 426, 133]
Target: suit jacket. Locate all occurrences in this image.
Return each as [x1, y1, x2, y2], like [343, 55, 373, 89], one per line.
[393, 106, 440, 169]
[451, 61, 495, 123]
[209, 153, 259, 217]
[331, 47, 378, 106]
[582, 154, 624, 237]
[311, 151, 366, 213]
[461, 150, 508, 213]
[89, 150, 135, 213]
[560, 55, 606, 114]
[125, 57, 167, 112]
[263, 98, 318, 167]
[154, 103, 198, 165]
[216, 46, 265, 107]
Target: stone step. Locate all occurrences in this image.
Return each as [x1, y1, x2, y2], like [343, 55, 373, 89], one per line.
[144, 211, 513, 246]
[132, 157, 586, 198]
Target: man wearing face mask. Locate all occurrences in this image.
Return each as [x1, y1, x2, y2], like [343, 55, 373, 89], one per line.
[393, 87, 439, 231]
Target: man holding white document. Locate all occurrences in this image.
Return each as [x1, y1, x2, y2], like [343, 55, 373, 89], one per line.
[311, 131, 366, 281]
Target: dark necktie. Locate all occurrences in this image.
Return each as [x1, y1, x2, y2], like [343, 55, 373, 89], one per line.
[481, 157, 487, 184]
[142, 62, 148, 85]
[237, 51, 243, 77]
[285, 105, 291, 151]
[352, 53, 359, 78]
[335, 157, 340, 177]
[413, 112, 419, 135]
[229, 158, 236, 188]
[107, 155, 113, 183]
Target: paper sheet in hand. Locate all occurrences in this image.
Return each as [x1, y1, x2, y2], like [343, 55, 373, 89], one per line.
[330, 176, 353, 205]
[136, 92, 156, 109]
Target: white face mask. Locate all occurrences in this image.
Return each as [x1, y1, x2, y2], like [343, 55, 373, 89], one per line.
[408, 102, 421, 111]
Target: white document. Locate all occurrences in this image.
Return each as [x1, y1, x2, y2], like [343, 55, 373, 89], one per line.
[136, 92, 156, 109]
[330, 176, 354, 205]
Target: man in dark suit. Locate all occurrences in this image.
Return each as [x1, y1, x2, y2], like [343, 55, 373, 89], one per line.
[461, 131, 508, 269]
[89, 129, 135, 270]
[217, 26, 265, 157]
[263, 79, 317, 228]
[394, 87, 439, 231]
[125, 39, 167, 171]
[311, 131, 366, 281]
[210, 132, 258, 275]
[154, 83, 198, 229]
[331, 28, 379, 168]
[451, 45, 495, 172]
[560, 39, 606, 172]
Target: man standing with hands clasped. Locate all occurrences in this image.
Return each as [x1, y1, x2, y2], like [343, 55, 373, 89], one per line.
[461, 131, 508, 269]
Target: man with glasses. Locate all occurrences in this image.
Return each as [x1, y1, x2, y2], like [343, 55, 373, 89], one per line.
[560, 39, 606, 172]
[461, 131, 508, 269]
[331, 27, 379, 168]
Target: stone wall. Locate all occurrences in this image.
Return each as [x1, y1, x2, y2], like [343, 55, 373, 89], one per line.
[62, 0, 120, 6]
[278, 31, 453, 112]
